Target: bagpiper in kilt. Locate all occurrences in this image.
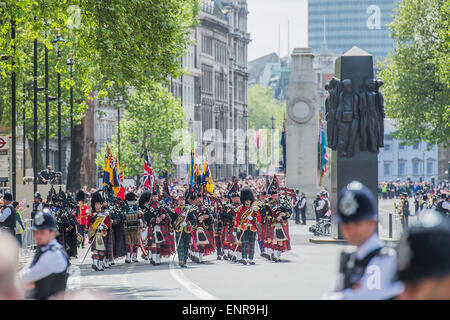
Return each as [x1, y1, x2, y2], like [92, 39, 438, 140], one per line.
[188, 191, 216, 264]
[139, 191, 153, 261]
[234, 187, 262, 265]
[212, 195, 225, 260]
[222, 193, 241, 262]
[167, 190, 197, 268]
[256, 191, 269, 257]
[124, 192, 143, 263]
[267, 192, 292, 262]
[145, 190, 175, 265]
[87, 191, 112, 271]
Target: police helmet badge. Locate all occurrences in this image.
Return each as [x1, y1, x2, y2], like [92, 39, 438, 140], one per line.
[35, 211, 45, 226]
[339, 191, 359, 216]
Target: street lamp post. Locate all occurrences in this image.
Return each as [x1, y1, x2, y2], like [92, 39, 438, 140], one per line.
[11, 20, 16, 198]
[214, 105, 219, 179]
[33, 34, 38, 193]
[271, 115, 275, 168]
[67, 53, 74, 191]
[44, 22, 50, 167]
[52, 31, 65, 178]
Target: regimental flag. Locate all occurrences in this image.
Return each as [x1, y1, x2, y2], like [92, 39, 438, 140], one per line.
[202, 147, 214, 196]
[194, 157, 202, 187]
[116, 158, 125, 200]
[319, 123, 328, 177]
[102, 144, 121, 195]
[187, 150, 195, 187]
[143, 149, 155, 190]
[280, 115, 287, 174]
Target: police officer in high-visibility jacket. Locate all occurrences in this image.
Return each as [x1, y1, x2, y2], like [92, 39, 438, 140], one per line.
[18, 209, 69, 300]
[323, 181, 404, 300]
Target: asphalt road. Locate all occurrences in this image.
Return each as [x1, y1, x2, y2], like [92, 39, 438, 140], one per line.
[20, 198, 411, 300]
[64, 222, 351, 300]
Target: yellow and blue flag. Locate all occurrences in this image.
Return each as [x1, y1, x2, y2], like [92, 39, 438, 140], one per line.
[102, 144, 121, 195]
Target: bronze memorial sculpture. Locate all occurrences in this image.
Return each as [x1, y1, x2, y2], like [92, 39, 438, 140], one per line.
[325, 76, 385, 158]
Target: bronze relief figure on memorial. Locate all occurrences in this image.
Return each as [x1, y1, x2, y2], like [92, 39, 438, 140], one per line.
[325, 77, 385, 158]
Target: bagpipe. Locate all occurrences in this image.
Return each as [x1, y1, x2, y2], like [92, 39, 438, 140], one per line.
[103, 186, 127, 226]
[270, 199, 291, 241]
[47, 186, 79, 236]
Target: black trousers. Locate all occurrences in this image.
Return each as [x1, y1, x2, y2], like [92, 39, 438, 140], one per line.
[294, 208, 300, 224]
[215, 236, 222, 256]
[300, 208, 306, 224]
[240, 230, 256, 260]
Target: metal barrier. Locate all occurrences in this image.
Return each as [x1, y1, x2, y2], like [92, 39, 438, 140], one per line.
[19, 219, 35, 256]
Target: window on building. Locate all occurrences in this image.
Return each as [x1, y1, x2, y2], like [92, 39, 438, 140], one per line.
[398, 161, 406, 176]
[201, 35, 213, 56]
[427, 161, 434, 175]
[384, 162, 391, 176]
[413, 142, 419, 150]
[384, 144, 391, 151]
[201, 65, 213, 94]
[399, 143, 405, 150]
[412, 161, 420, 175]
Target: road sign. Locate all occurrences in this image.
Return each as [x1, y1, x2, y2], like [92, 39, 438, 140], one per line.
[0, 136, 7, 150]
[0, 135, 10, 179]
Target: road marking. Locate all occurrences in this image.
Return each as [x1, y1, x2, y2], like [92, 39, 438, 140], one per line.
[169, 260, 219, 300]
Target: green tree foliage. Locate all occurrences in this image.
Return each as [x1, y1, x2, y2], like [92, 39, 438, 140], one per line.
[378, 0, 450, 146]
[248, 84, 284, 130]
[0, 0, 199, 171]
[95, 83, 186, 183]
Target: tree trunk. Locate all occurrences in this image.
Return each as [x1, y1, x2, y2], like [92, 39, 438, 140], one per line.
[67, 122, 84, 192]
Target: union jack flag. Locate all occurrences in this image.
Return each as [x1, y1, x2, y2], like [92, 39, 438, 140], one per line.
[143, 150, 155, 190]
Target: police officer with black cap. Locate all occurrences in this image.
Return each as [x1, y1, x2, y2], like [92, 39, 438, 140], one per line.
[31, 192, 43, 220]
[18, 209, 69, 300]
[323, 181, 404, 299]
[394, 209, 450, 299]
[0, 193, 16, 236]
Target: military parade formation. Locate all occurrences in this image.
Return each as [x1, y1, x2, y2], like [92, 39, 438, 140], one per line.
[24, 175, 295, 274]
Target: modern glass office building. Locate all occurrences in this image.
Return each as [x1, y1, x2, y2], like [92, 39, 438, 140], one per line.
[308, 0, 397, 63]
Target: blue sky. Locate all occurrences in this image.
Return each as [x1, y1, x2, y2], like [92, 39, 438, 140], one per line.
[247, 0, 308, 61]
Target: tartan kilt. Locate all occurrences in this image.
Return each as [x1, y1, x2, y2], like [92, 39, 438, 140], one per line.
[272, 221, 291, 253]
[193, 225, 216, 256]
[222, 223, 236, 250]
[112, 223, 127, 259]
[105, 230, 114, 259]
[260, 221, 273, 242]
[151, 223, 175, 257]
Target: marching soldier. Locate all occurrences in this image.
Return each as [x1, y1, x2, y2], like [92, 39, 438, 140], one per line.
[324, 181, 404, 300]
[188, 191, 215, 264]
[267, 190, 292, 262]
[394, 209, 450, 299]
[234, 188, 261, 265]
[76, 190, 89, 248]
[139, 191, 153, 262]
[169, 190, 197, 268]
[86, 192, 111, 271]
[124, 192, 143, 263]
[146, 190, 175, 265]
[18, 209, 69, 299]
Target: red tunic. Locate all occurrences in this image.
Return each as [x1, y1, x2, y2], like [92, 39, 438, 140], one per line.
[234, 205, 261, 232]
[77, 204, 90, 225]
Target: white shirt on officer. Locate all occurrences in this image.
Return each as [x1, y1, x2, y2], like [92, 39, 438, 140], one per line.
[19, 239, 68, 284]
[324, 233, 404, 300]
